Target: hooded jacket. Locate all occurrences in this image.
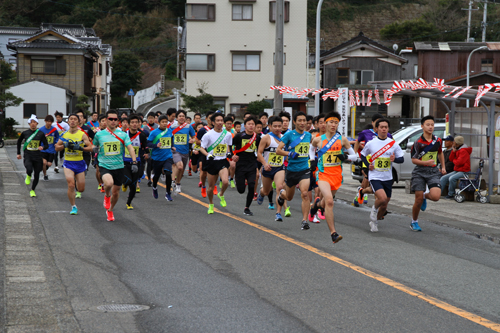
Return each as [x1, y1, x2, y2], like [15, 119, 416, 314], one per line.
[449, 144, 472, 172]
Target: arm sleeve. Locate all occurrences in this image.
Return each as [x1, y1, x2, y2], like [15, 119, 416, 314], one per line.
[394, 156, 404, 163]
[233, 134, 241, 150]
[196, 129, 205, 140]
[16, 132, 24, 154]
[40, 133, 49, 149]
[201, 133, 209, 149]
[189, 126, 195, 137]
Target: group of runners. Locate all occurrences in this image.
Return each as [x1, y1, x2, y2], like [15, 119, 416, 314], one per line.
[16, 107, 445, 244]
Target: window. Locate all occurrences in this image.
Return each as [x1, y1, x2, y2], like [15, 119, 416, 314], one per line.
[232, 53, 260, 71]
[413, 64, 418, 78]
[23, 103, 48, 119]
[349, 70, 374, 85]
[230, 104, 249, 117]
[273, 52, 286, 65]
[481, 59, 493, 73]
[214, 100, 226, 113]
[337, 68, 349, 85]
[232, 4, 252, 20]
[186, 4, 215, 21]
[186, 54, 215, 71]
[31, 57, 66, 75]
[269, 1, 290, 22]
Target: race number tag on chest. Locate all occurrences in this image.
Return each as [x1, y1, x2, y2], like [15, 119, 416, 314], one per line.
[174, 134, 187, 145]
[241, 139, 257, 152]
[422, 151, 437, 163]
[295, 142, 309, 157]
[268, 153, 284, 167]
[374, 157, 391, 171]
[27, 140, 40, 151]
[214, 144, 227, 157]
[323, 150, 341, 167]
[125, 146, 139, 158]
[103, 142, 121, 156]
[160, 137, 171, 149]
[46, 136, 54, 144]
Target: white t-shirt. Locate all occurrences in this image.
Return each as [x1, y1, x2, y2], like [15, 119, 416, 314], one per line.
[55, 121, 69, 134]
[361, 137, 404, 181]
[201, 129, 233, 161]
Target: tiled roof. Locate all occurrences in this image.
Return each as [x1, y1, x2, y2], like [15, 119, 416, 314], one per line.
[321, 32, 395, 58]
[9, 79, 74, 94]
[0, 26, 39, 35]
[40, 23, 88, 37]
[9, 39, 89, 50]
[414, 41, 500, 51]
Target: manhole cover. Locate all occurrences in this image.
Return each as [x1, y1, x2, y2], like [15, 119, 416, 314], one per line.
[95, 304, 150, 312]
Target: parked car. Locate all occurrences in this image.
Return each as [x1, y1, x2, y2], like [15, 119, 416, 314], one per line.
[351, 123, 446, 183]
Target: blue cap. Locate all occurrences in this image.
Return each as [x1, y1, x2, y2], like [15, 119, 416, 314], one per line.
[444, 135, 454, 141]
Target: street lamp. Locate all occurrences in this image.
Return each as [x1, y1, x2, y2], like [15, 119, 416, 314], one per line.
[466, 45, 488, 108]
[314, 0, 324, 116]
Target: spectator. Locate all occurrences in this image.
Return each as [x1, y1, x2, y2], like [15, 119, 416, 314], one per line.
[443, 135, 455, 174]
[440, 136, 472, 199]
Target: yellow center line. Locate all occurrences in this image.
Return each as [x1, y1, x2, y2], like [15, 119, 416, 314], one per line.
[153, 179, 500, 331]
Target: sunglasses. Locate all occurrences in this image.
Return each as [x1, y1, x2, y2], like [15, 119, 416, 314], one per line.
[107, 117, 119, 121]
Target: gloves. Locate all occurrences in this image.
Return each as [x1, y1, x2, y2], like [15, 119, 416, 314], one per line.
[72, 143, 84, 151]
[288, 151, 298, 159]
[226, 151, 233, 159]
[336, 153, 347, 162]
[63, 140, 70, 148]
[131, 164, 138, 173]
[207, 153, 214, 160]
[67, 141, 75, 150]
[93, 147, 99, 154]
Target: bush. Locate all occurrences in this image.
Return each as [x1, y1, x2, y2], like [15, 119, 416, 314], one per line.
[1, 117, 19, 138]
[110, 96, 131, 109]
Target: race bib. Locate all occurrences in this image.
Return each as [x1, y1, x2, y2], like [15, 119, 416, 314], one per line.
[242, 139, 257, 152]
[193, 144, 201, 151]
[374, 157, 391, 172]
[27, 140, 40, 151]
[103, 142, 121, 156]
[422, 151, 437, 163]
[65, 148, 81, 157]
[213, 144, 227, 157]
[174, 134, 188, 145]
[47, 136, 54, 144]
[160, 137, 171, 149]
[295, 142, 309, 157]
[323, 150, 341, 167]
[268, 152, 284, 167]
[125, 146, 139, 158]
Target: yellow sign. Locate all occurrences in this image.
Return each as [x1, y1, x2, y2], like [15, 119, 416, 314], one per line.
[495, 130, 500, 137]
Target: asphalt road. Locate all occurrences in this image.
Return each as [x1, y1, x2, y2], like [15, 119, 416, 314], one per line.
[4, 146, 500, 333]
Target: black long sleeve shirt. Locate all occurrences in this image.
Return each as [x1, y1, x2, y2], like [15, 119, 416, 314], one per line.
[17, 129, 49, 160]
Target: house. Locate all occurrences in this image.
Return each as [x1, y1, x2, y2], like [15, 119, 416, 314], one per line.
[184, 1, 308, 116]
[4, 23, 112, 126]
[0, 26, 39, 68]
[320, 32, 407, 132]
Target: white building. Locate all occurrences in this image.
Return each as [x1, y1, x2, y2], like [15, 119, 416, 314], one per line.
[184, 1, 308, 116]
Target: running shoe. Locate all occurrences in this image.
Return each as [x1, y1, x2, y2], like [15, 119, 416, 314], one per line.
[284, 206, 291, 217]
[25, 175, 31, 185]
[272, 181, 276, 189]
[147, 180, 152, 187]
[301, 220, 310, 230]
[369, 221, 378, 233]
[421, 197, 427, 211]
[70, 206, 78, 215]
[126, 204, 134, 210]
[317, 209, 325, 220]
[207, 204, 214, 214]
[357, 187, 364, 204]
[141, 173, 146, 179]
[268, 203, 275, 210]
[54, 167, 59, 173]
[198, 181, 202, 187]
[213, 185, 218, 195]
[257, 193, 264, 205]
[230, 179, 235, 188]
[353, 197, 359, 208]
[201, 186, 207, 198]
[253, 193, 258, 201]
[370, 205, 378, 222]
[106, 210, 115, 222]
[100, 185, 105, 193]
[152, 188, 158, 199]
[277, 189, 285, 207]
[410, 221, 422, 231]
[188, 170, 192, 176]
[218, 193, 226, 207]
[331, 232, 343, 243]
[165, 192, 173, 201]
[103, 195, 111, 209]
[43, 175, 49, 181]
[75, 191, 82, 199]
[275, 213, 283, 222]
[244, 208, 253, 216]
[29, 190, 36, 197]
[136, 186, 141, 193]
[122, 184, 127, 192]
[175, 185, 181, 193]
[363, 194, 368, 204]
[98, 184, 102, 191]
[312, 215, 320, 223]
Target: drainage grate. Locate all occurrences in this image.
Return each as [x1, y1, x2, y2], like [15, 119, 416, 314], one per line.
[96, 304, 150, 312]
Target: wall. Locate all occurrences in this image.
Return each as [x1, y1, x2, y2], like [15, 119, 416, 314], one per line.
[134, 80, 162, 109]
[6, 81, 67, 129]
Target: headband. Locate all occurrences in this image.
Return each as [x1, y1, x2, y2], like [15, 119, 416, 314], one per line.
[326, 117, 340, 123]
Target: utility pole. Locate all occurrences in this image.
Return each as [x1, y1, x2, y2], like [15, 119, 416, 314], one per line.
[314, 0, 324, 117]
[273, 0, 284, 116]
[177, 17, 181, 79]
[462, 0, 478, 42]
[482, 0, 488, 42]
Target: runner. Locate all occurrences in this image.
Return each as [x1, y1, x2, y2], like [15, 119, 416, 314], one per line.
[195, 111, 216, 198]
[16, 115, 49, 197]
[75, 110, 96, 197]
[172, 110, 196, 193]
[39, 115, 59, 181]
[94, 114, 107, 192]
[93, 110, 138, 221]
[224, 116, 236, 188]
[143, 112, 158, 187]
[232, 116, 261, 216]
[147, 114, 176, 201]
[253, 120, 263, 201]
[191, 112, 202, 130]
[260, 112, 269, 134]
[55, 114, 93, 215]
[359, 118, 405, 232]
[86, 111, 99, 131]
[257, 115, 286, 221]
[53, 111, 69, 173]
[200, 112, 233, 214]
[276, 112, 312, 230]
[190, 122, 204, 175]
[279, 111, 292, 218]
[410, 115, 446, 231]
[122, 114, 148, 209]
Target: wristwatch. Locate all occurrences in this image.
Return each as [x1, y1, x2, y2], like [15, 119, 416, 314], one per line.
[132, 161, 137, 164]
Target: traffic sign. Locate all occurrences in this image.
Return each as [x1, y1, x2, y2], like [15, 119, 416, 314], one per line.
[128, 89, 135, 96]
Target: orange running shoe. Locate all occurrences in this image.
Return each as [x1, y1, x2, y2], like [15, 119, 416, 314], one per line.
[213, 185, 218, 195]
[103, 195, 111, 210]
[201, 186, 207, 198]
[357, 187, 364, 205]
[106, 210, 115, 221]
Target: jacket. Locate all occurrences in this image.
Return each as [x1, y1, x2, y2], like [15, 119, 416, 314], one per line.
[443, 148, 454, 173]
[449, 144, 472, 172]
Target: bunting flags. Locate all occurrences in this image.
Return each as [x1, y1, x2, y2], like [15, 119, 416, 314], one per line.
[355, 90, 360, 106]
[349, 90, 355, 107]
[430, 78, 447, 92]
[384, 90, 393, 106]
[374, 89, 380, 105]
[452, 86, 471, 99]
[367, 90, 373, 106]
[444, 87, 461, 98]
[361, 90, 365, 106]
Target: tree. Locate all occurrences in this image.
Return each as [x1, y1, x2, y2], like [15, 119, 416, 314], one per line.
[0, 60, 23, 116]
[246, 99, 272, 115]
[181, 87, 218, 115]
[75, 95, 90, 113]
[110, 51, 143, 99]
[380, 18, 438, 49]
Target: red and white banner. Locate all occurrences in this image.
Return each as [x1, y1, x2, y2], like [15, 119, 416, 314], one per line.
[322, 89, 340, 101]
[349, 90, 355, 107]
[384, 90, 393, 106]
[355, 90, 360, 106]
[431, 78, 447, 92]
[367, 90, 373, 106]
[361, 90, 365, 106]
[452, 86, 471, 99]
[374, 89, 381, 105]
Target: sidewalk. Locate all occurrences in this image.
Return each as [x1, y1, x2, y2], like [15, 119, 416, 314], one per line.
[335, 165, 500, 244]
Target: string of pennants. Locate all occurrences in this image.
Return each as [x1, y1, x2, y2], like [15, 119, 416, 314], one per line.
[270, 78, 500, 107]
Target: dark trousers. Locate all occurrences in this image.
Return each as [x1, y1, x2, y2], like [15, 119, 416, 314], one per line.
[124, 162, 141, 205]
[235, 167, 256, 208]
[24, 156, 42, 191]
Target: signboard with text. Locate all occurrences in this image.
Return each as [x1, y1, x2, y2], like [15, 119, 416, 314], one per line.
[336, 88, 349, 137]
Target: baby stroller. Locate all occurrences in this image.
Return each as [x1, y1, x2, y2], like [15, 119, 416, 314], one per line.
[454, 159, 487, 203]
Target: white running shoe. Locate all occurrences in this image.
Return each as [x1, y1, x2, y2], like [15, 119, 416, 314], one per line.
[175, 185, 181, 193]
[369, 221, 378, 233]
[312, 214, 320, 223]
[370, 205, 378, 222]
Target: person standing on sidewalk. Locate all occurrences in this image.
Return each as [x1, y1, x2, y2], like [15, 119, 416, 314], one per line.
[93, 110, 138, 221]
[440, 136, 472, 199]
[16, 115, 49, 197]
[410, 115, 446, 231]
